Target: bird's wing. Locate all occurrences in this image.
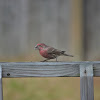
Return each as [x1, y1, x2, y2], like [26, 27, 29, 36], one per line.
[47, 47, 65, 55]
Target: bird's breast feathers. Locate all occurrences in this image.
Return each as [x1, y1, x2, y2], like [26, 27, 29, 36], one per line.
[39, 48, 57, 59]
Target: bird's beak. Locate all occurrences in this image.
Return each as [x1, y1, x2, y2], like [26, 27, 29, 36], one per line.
[34, 45, 38, 50]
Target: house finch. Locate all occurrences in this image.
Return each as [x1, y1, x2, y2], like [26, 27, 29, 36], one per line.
[34, 43, 73, 62]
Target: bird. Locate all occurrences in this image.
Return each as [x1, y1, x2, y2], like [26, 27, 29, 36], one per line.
[34, 43, 74, 62]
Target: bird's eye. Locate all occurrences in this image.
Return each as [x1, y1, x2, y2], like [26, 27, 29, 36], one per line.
[38, 45, 42, 47]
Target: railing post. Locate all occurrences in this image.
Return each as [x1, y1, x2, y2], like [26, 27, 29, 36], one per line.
[80, 64, 94, 100]
[0, 65, 3, 100]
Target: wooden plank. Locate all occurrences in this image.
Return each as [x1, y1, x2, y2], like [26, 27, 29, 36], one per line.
[80, 66, 87, 100]
[93, 63, 100, 76]
[0, 61, 100, 77]
[80, 64, 94, 100]
[0, 65, 3, 100]
[1, 62, 79, 78]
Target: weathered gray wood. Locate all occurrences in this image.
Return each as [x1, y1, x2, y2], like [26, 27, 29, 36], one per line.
[0, 66, 3, 100]
[1, 62, 79, 78]
[80, 64, 94, 100]
[93, 63, 100, 76]
[0, 61, 100, 78]
[80, 66, 87, 100]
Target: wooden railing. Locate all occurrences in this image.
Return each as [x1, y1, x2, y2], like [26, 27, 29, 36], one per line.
[0, 61, 100, 100]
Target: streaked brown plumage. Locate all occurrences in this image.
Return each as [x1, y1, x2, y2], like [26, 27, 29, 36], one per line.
[34, 43, 73, 62]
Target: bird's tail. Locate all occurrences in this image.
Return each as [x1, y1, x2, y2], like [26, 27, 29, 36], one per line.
[62, 51, 74, 57]
[63, 54, 74, 57]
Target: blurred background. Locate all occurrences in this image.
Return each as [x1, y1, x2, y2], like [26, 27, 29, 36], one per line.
[0, 0, 100, 100]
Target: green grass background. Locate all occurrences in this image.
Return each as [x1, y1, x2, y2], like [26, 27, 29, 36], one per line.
[3, 77, 100, 100]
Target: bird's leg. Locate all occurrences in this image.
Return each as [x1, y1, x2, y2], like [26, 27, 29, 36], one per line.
[56, 57, 58, 62]
[41, 59, 48, 62]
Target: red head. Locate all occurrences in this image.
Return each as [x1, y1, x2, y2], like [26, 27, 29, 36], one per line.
[34, 43, 47, 50]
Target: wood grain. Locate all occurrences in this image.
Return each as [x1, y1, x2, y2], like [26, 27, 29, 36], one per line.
[80, 64, 94, 100]
[0, 61, 100, 78]
[1, 62, 79, 78]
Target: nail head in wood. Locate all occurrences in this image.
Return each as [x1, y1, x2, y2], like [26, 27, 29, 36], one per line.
[80, 64, 94, 100]
[7, 73, 10, 76]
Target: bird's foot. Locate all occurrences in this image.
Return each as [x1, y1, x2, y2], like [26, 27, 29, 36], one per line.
[40, 60, 48, 62]
[56, 58, 58, 62]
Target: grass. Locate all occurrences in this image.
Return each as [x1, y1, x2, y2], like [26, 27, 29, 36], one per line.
[3, 77, 100, 100]
[3, 78, 80, 100]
